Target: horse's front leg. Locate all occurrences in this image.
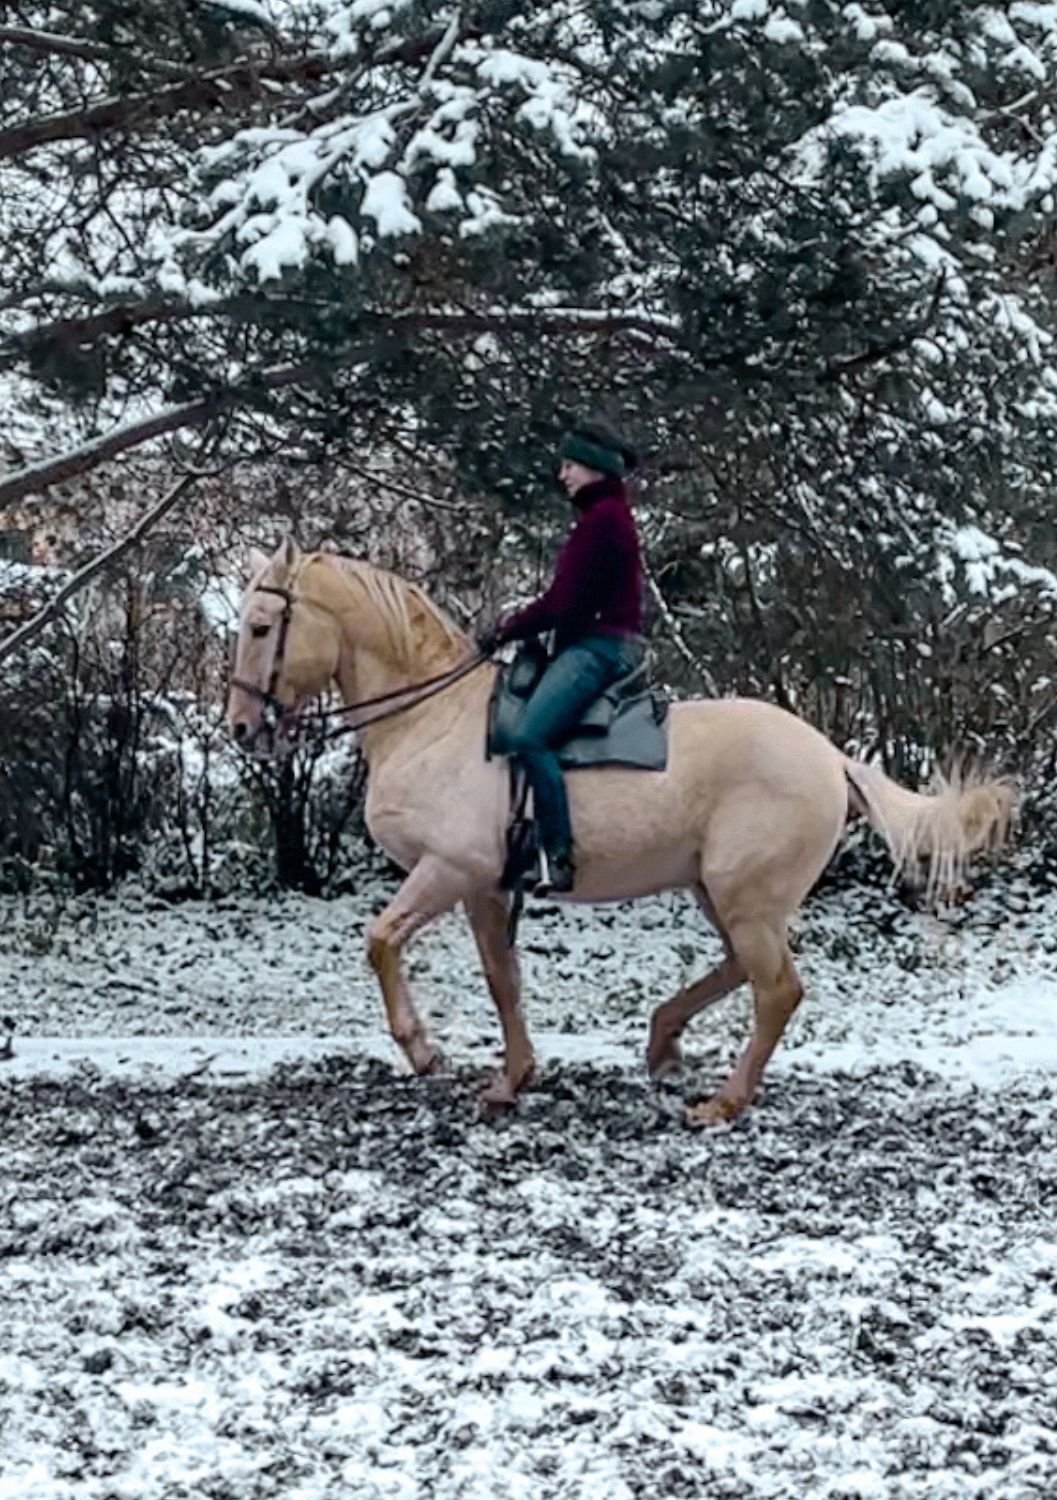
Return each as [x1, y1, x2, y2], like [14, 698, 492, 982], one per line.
[464, 891, 535, 1107]
[366, 856, 464, 1075]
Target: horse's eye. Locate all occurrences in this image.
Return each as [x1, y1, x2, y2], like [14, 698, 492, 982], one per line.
[251, 623, 270, 639]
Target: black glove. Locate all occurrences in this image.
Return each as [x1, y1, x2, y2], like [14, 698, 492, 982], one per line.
[475, 626, 503, 657]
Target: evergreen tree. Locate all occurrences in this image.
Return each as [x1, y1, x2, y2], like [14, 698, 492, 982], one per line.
[3, 1, 1057, 765]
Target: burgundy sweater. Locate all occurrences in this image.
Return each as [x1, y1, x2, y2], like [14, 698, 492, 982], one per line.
[497, 477, 644, 651]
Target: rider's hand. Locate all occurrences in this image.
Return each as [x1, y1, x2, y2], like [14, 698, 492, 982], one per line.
[475, 627, 503, 657]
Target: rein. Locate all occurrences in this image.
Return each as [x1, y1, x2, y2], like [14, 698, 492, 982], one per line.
[231, 580, 491, 741]
[313, 653, 489, 741]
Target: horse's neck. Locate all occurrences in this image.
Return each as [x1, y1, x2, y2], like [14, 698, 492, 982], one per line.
[319, 557, 483, 760]
[338, 647, 492, 765]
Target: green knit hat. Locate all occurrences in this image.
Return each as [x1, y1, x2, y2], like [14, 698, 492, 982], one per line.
[558, 419, 639, 478]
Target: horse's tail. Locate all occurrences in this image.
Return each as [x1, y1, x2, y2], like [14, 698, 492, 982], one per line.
[842, 756, 1016, 898]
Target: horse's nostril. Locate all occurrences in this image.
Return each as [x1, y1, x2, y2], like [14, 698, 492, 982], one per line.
[232, 721, 248, 742]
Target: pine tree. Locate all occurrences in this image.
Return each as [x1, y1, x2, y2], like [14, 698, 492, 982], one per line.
[3, 1, 1057, 763]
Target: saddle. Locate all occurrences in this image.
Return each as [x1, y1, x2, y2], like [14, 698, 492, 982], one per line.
[487, 639, 669, 771]
[486, 640, 669, 900]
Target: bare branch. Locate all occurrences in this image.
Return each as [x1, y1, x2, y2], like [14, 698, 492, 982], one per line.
[644, 560, 719, 696]
[336, 459, 469, 514]
[0, 359, 324, 510]
[0, 26, 116, 63]
[5, 299, 682, 377]
[0, 472, 199, 667]
[0, 295, 247, 374]
[0, 55, 332, 159]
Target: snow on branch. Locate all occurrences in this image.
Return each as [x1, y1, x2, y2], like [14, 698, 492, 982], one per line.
[173, 6, 602, 288]
[937, 523, 1057, 606]
[0, 26, 117, 64]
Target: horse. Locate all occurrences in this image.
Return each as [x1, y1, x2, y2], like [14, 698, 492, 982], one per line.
[226, 538, 1014, 1125]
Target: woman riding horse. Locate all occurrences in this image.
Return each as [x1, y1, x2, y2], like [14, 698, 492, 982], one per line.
[478, 418, 647, 895]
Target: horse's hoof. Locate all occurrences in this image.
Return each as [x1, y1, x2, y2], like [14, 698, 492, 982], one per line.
[479, 1076, 519, 1111]
[647, 1036, 683, 1081]
[407, 1040, 444, 1076]
[685, 1094, 742, 1128]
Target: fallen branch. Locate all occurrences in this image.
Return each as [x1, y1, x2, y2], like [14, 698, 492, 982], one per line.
[0, 472, 198, 667]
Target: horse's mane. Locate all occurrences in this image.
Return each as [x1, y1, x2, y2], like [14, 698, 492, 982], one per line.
[323, 554, 468, 669]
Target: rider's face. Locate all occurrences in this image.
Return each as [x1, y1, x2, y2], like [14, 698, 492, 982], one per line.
[558, 459, 601, 495]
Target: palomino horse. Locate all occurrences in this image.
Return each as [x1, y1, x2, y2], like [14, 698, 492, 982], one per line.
[227, 539, 1014, 1124]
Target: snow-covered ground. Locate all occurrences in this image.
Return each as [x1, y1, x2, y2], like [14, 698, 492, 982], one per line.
[1, 872, 1055, 1499]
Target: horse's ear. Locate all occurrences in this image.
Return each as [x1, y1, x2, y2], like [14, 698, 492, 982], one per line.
[246, 546, 270, 581]
[276, 535, 300, 576]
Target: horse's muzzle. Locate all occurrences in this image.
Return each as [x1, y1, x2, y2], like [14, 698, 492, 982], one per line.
[231, 718, 276, 758]
[230, 710, 304, 758]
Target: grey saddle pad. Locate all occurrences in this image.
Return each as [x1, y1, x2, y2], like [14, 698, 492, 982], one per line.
[487, 642, 669, 772]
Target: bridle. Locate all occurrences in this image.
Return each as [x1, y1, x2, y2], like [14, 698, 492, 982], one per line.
[231, 580, 489, 742]
[230, 583, 298, 730]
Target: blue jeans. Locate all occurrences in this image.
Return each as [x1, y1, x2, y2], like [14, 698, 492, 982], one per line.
[505, 635, 644, 854]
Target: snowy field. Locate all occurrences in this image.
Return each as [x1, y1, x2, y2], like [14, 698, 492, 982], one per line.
[1, 869, 1055, 1499]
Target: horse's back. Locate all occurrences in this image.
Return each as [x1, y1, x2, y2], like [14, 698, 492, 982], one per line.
[564, 693, 847, 901]
[572, 694, 845, 836]
[669, 694, 843, 775]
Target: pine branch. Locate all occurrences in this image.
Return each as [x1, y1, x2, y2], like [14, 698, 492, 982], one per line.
[0, 20, 484, 160]
[820, 273, 947, 383]
[0, 307, 686, 507]
[0, 295, 253, 374]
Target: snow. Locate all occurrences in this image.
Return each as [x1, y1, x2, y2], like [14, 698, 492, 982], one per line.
[425, 168, 465, 214]
[0, 869, 1055, 1496]
[843, 4, 891, 43]
[213, 0, 274, 21]
[361, 171, 423, 237]
[827, 94, 1033, 211]
[764, 14, 806, 45]
[0, 557, 60, 596]
[937, 521, 1057, 602]
[731, 0, 770, 20]
[324, 214, 360, 264]
[795, 976, 1057, 1084]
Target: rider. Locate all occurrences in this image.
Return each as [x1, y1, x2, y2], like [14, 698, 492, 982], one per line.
[477, 417, 646, 895]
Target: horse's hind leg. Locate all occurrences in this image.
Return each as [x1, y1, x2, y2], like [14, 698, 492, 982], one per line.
[366, 855, 464, 1075]
[647, 955, 745, 1078]
[686, 914, 803, 1127]
[647, 887, 745, 1077]
[464, 892, 535, 1107]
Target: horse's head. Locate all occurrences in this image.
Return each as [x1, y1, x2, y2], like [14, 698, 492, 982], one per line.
[226, 536, 341, 755]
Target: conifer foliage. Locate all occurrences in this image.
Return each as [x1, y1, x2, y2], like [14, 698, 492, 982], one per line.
[3, 1, 1057, 769]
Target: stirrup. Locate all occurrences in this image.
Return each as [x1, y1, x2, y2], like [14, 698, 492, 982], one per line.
[533, 847, 575, 897]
